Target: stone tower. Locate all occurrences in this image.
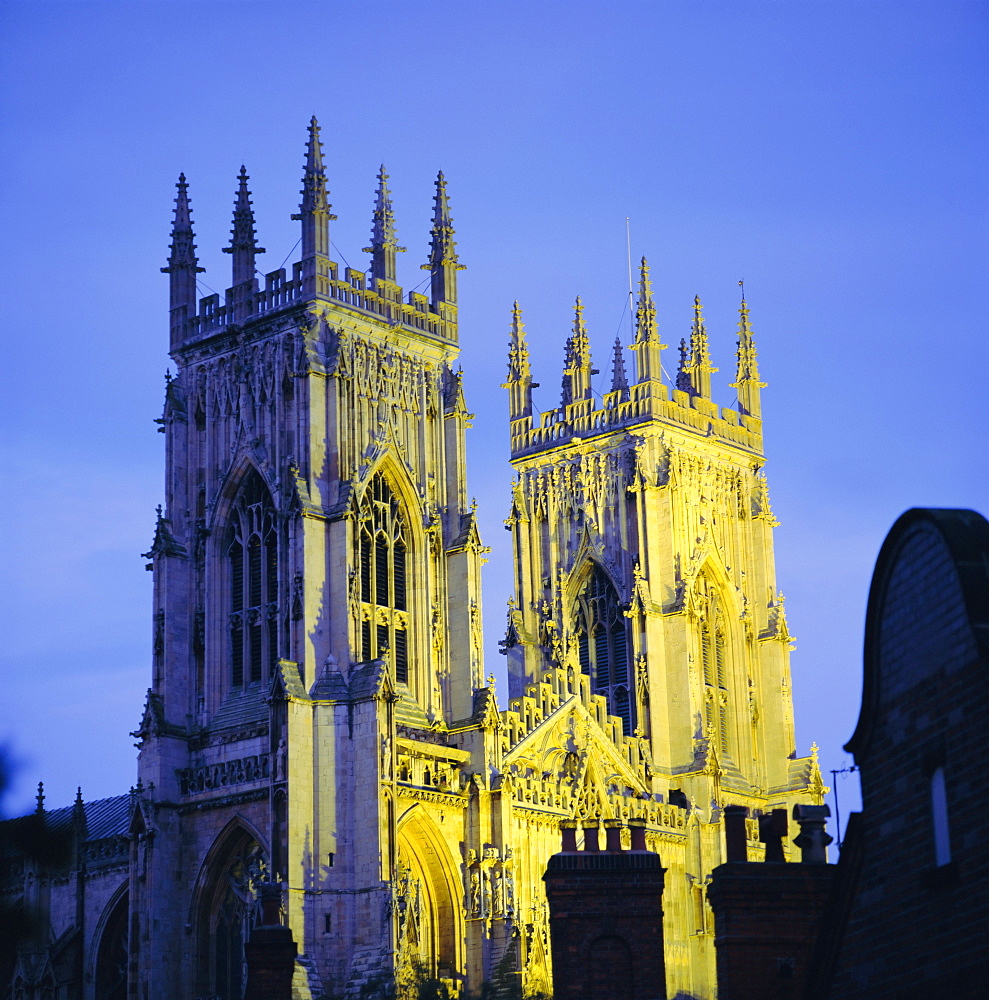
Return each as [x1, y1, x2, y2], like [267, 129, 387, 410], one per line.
[118, 123, 825, 1000]
[499, 265, 825, 995]
[135, 120, 487, 999]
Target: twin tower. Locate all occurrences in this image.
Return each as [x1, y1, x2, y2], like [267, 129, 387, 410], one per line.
[130, 118, 824, 1000]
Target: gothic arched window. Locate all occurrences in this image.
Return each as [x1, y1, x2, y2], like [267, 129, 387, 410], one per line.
[227, 470, 278, 687]
[699, 583, 731, 755]
[574, 565, 632, 733]
[356, 473, 410, 683]
[95, 891, 128, 1000]
[199, 834, 267, 1000]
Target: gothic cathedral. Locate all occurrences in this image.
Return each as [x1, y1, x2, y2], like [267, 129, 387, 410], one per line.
[5, 120, 825, 1000]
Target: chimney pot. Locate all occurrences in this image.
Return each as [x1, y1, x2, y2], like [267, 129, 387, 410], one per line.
[561, 821, 578, 852]
[724, 804, 749, 862]
[759, 808, 788, 862]
[792, 804, 833, 864]
[629, 820, 647, 851]
[582, 821, 600, 852]
[604, 820, 623, 852]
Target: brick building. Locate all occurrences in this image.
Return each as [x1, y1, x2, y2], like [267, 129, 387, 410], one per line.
[806, 507, 989, 999]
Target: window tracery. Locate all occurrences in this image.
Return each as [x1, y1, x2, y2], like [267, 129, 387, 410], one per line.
[573, 565, 632, 733]
[356, 473, 410, 683]
[227, 470, 278, 687]
[698, 581, 731, 755]
[201, 835, 267, 1000]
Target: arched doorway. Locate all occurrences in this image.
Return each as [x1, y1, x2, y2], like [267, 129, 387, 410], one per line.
[94, 888, 128, 1000]
[395, 811, 463, 995]
[196, 828, 268, 1000]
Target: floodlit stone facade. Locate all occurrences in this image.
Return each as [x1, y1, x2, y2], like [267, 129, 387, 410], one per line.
[1, 120, 823, 1000]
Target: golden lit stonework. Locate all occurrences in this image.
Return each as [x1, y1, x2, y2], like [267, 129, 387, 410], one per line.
[1, 123, 824, 1000]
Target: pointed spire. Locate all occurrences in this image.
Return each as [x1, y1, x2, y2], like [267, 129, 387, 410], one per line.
[292, 117, 335, 294]
[35, 780, 45, 814]
[611, 336, 629, 401]
[73, 787, 87, 832]
[300, 116, 329, 220]
[421, 171, 465, 307]
[161, 173, 205, 315]
[631, 257, 667, 385]
[503, 301, 538, 419]
[561, 297, 596, 405]
[684, 295, 718, 398]
[363, 164, 405, 287]
[223, 166, 265, 286]
[676, 338, 692, 393]
[730, 294, 766, 418]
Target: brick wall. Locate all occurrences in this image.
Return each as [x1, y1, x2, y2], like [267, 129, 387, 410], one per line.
[707, 861, 834, 1000]
[543, 835, 666, 1000]
[827, 511, 989, 999]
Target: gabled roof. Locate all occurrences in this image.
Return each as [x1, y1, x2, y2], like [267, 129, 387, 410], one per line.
[848, 507, 989, 757]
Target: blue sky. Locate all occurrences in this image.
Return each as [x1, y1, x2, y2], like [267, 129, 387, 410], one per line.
[1, 0, 986, 834]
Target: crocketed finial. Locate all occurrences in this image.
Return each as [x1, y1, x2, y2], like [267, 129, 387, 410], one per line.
[421, 171, 465, 306]
[684, 295, 718, 398]
[611, 336, 629, 401]
[364, 164, 406, 287]
[503, 301, 538, 420]
[631, 257, 667, 385]
[223, 166, 266, 286]
[293, 117, 335, 268]
[730, 292, 765, 418]
[161, 173, 205, 314]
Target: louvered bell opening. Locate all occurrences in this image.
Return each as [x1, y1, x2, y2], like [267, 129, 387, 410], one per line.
[375, 536, 389, 606]
[576, 629, 589, 675]
[594, 626, 610, 690]
[230, 541, 244, 613]
[360, 532, 372, 603]
[268, 616, 278, 676]
[393, 540, 407, 611]
[231, 624, 244, 688]
[249, 538, 262, 610]
[394, 627, 408, 684]
[701, 623, 714, 686]
[611, 623, 628, 684]
[249, 621, 262, 684]
[614, 686, 631, 735]
[715, 629, 727, 689]
[361, 619, 372, 663]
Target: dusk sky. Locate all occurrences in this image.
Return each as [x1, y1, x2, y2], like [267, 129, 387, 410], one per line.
[1, 0, 985, 835]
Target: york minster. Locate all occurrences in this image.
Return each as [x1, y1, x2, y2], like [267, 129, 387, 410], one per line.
[2, 120, 825, 1000]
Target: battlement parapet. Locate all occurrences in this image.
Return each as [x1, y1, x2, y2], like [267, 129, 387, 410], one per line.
[510, 382, 762, 461]
[175, 262, 457, 349]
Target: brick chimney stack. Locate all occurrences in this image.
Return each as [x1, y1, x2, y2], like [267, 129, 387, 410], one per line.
[543, 821, 667, 999]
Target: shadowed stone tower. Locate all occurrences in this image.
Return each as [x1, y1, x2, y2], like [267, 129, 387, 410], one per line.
[121, 123, 823, 1000]
[136, 120, 486, 999]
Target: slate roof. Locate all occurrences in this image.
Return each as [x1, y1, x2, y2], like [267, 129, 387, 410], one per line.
[209, 685, 267, 732]
[310, 667, 349, 701]
[10, 793, 130, 839]
[0, 793, 131, 865]
[394, 684, 433, 730]
[348, 660, 386, 701]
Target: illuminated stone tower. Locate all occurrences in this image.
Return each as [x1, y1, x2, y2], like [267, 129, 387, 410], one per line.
[499, 264, 825, 997]
[135, 120, 488, 1000]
